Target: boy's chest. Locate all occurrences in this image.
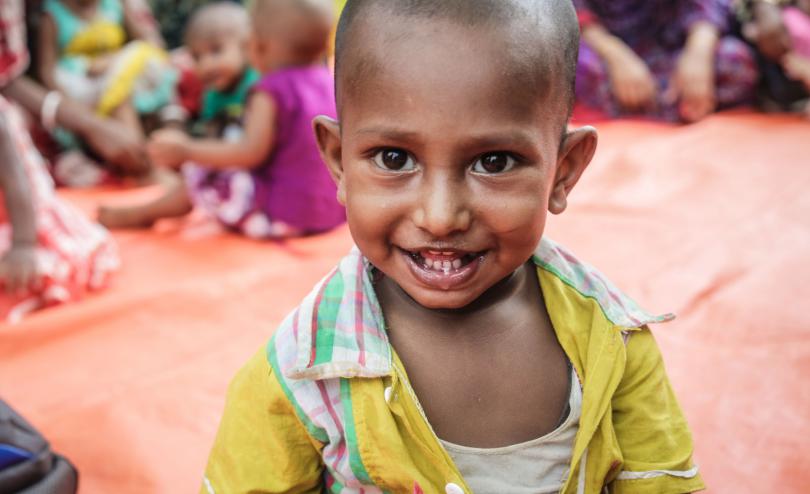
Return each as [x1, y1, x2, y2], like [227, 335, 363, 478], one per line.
[388, 308, 570, 449]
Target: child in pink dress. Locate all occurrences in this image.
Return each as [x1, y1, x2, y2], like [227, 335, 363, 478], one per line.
[98, 0, 345, 237]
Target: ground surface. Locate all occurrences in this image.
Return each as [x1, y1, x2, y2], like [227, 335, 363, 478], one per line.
[1, 112, 808, 493]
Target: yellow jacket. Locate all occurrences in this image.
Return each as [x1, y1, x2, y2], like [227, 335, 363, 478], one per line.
[203, 240, 705, 494]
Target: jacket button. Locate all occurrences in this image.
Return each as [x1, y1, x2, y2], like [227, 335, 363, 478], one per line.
[384, 386, 393, 402]
[445, 483, 464, 494]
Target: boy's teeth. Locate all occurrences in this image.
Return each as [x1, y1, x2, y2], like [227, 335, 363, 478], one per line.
[412, 249, 481, 273]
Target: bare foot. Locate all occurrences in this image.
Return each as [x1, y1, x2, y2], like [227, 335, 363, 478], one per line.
[98, 179, 193, 229]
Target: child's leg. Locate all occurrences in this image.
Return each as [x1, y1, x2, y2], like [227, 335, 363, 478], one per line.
[97, 169, 192, 229]
[714, 36, 759, 110]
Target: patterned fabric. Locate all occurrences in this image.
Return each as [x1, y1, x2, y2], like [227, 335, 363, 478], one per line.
[44, 0, 177, 115]
[203, 238, 704, 493]
[574, 0, 758, 121]
[0, 0, 28, 86]
[0, 96, 119, 323]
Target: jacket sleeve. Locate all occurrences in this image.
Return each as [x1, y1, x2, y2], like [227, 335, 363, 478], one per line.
[201, 348, 324, 494]
[609, 328, 706, 494]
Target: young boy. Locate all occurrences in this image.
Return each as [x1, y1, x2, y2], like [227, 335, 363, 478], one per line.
[202, 1, 704, 493]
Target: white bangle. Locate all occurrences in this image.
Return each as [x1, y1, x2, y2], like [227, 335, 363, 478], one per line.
[40, 91, 62, 131]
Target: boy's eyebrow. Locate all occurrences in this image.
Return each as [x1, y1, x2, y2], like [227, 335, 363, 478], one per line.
[353, 126, 538, 149]
[353, 126, 422, 141]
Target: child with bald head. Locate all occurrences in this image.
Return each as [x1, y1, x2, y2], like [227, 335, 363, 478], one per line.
[100, 0, 344, 238]
[202, 1, 703, 492]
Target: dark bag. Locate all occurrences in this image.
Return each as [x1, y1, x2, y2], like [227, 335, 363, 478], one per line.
[0, 400, 77, 494]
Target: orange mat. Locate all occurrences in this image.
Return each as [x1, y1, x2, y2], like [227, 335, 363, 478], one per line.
[1, 112, 808, 493]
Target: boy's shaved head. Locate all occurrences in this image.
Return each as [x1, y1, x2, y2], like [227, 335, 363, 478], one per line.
[185, 2, 250, 43]
[334, 0, 580, 119]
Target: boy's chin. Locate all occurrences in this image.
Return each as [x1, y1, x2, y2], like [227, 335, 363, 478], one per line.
[399, 284, 485, 311]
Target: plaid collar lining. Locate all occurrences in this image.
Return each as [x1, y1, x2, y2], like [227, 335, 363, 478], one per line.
[285, 238, 673, 381]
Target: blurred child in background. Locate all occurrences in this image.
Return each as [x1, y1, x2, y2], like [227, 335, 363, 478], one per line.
[99, 0, 345, 239]
[735, 0, 810, 114]
[36, 0, 176, 184]
[575, 0, 758, 122]
[0, 0, 118, 324]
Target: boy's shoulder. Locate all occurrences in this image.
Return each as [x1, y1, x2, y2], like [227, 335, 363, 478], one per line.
[533, 238, 673, 329]
[268, 239, 672, 384]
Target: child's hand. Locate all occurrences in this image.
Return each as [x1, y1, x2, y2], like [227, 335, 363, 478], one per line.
[667, 47, 716, 123]
[0, 245, 42, 295]
[783, 51, 810, 88]
[605, 47, 658, 111]
[147, 129, 190, 169]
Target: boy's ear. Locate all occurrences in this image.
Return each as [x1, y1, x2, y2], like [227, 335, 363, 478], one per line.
[548, 126, 597, 215]
[313, 116, 346, 205]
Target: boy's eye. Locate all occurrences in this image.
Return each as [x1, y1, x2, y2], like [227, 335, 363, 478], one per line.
[372, 149, 416, 171]
[471, 152, 516, 174]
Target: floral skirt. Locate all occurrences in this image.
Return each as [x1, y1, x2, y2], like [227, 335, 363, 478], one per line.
[0, 97, 119, 324]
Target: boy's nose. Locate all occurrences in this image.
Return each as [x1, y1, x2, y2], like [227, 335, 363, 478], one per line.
[412, 176, 472, 237]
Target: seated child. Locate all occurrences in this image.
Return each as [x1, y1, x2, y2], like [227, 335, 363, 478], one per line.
[99, 1, 345, 239]
[575, 0, 758, 122]
[36, 0, 176, 182]
[0, 0, 118, 323]
[735, 0, 810, 114]
[201, 1, 704, 493]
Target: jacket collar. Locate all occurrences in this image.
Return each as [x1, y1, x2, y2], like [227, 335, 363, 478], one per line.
[284, 238, 672, 381]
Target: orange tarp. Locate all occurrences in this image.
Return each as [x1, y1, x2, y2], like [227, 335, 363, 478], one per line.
[1, 112, 809, 493]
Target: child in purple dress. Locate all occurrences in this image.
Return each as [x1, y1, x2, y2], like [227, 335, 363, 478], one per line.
[99, 0, 344, 238]
[575, 0, 758, 122]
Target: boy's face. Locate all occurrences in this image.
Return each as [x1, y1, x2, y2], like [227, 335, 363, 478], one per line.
[187, 30, 247, 92]
[317, 19, 596, 310]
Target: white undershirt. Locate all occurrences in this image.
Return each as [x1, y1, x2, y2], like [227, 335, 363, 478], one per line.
[439, 367, 582, 494]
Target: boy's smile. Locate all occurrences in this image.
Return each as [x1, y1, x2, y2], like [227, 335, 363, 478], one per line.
[317, 17, 596, 310]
